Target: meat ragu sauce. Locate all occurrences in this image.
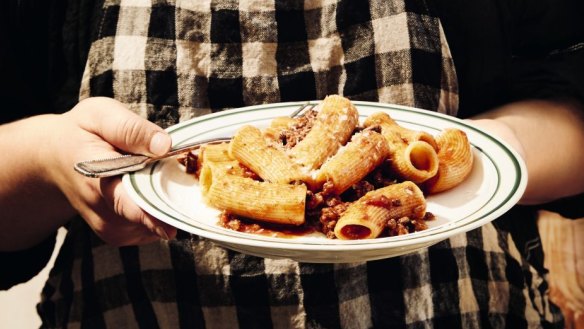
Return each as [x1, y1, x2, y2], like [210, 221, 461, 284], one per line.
[179, 109, 435, 239]
[219, 212, 319, 238]
[213, 158, 434, 239]
[278, 109, 318, 149]
[177, 151, 199, 175]
[307, 166, 435, 239]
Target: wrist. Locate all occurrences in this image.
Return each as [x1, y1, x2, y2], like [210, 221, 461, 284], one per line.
[467, 118, 526, 161]
[30, 115, 68, 187]
[0, 114, 76, 250]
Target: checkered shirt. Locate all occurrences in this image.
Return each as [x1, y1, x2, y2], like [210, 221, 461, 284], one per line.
[38, 0, 562, 328]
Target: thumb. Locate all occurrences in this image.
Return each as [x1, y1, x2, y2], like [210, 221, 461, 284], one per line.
[72, 97, 172, 156]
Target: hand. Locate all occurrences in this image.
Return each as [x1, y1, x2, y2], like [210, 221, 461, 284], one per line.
[466, 118, 526, 161]
[45, 97, 177, 246]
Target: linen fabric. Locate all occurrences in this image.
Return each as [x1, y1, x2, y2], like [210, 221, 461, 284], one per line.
[79, 0, 459, 125]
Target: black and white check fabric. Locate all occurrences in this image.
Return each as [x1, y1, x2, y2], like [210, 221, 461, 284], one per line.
[39, 0, 561, 328]
[79, 0, 459, 125]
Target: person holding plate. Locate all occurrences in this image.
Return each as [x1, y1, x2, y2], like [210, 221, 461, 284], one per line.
[1, 0, 583, 328]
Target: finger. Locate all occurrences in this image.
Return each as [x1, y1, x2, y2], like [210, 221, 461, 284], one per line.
[88, 212, 165, 246]
[99, 177, 177, 240]
[73, 97, 172, 156]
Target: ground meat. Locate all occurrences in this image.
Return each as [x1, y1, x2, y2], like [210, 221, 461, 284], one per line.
[321, 180, 336, 197]
[386, 217, 412, 236]
[386, 218, 397, 231]
[339, 180, 375, 202]
[319, 201, 350, 239]
[306, 190, 342, 210]
[368, 159, 398, 188]
[219, 211, 242, 231]
[410, 219, 428, 231]
[306, 190, 325, 209]
[352, 181, 375, 199]
[177, 151, 199, 175]
[220, 210, 319, 238]
[306, 189, 349, 239]
[279, 109, 318, 148]
[364, 195, 401, 208]
[325, 195, 343, 207]
[395, 222, 411, 235]
[385, 214, 430, 236]
[218, 212, 264, 233]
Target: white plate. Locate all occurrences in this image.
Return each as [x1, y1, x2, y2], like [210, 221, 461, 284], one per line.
[123, 101, 527, 263]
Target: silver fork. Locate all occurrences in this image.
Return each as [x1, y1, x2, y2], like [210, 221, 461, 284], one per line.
[74, 102, 315, 178]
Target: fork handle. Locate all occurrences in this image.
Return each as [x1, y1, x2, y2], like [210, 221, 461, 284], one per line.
[74, 155, 152, 178]
[74, 136, 232, 178]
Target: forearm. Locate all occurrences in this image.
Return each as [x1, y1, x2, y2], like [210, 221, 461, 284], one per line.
[471, 99, 584, 205]
[0, 115, 76, 251]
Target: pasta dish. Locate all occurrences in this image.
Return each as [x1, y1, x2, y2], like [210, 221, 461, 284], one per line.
[179, 95, 473, 240]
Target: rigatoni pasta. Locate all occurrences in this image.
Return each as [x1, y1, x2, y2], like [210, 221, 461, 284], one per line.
[200, 143, 233, 163]
[180, 95, 474, 240]
[424, 128, 474, 194]
[205, 174, 307, 225]
[315, 129, 390, 195]
[363, 112, 439, 183]
[288, 94, 359, 171]
[229, 125, 305, 184]
[199, 160, 247, 194]
[334, 181, 427, 240]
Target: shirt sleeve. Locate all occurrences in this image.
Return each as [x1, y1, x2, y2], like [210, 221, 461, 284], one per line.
[508, 0, 584, 106]
[509, 45, 584, 106]
[0, 233, 56, 290]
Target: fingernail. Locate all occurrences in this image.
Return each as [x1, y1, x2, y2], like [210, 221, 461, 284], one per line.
[150, 132, 171, 156]
[155, 226, 170, 240]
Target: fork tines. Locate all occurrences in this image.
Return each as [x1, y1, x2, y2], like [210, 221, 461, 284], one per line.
[289, 102, 315, 118]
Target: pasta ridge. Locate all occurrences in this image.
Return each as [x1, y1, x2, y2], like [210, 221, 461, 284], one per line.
[424, 128, 474, 194]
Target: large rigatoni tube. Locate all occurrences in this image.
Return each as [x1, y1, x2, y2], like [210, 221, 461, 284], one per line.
[315, 130, 390, 195]
[289, 95, 359, 171]
[425, 128, 474, 194]
[200, 143, 233, 163]
[363, 112, 439, 183]
[229, 125, 304, 184]
[334, 181, 426, 240]
[391, 141, 439, 183]
[199, 160, 246, 194]
[205, 174, 307, 226]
